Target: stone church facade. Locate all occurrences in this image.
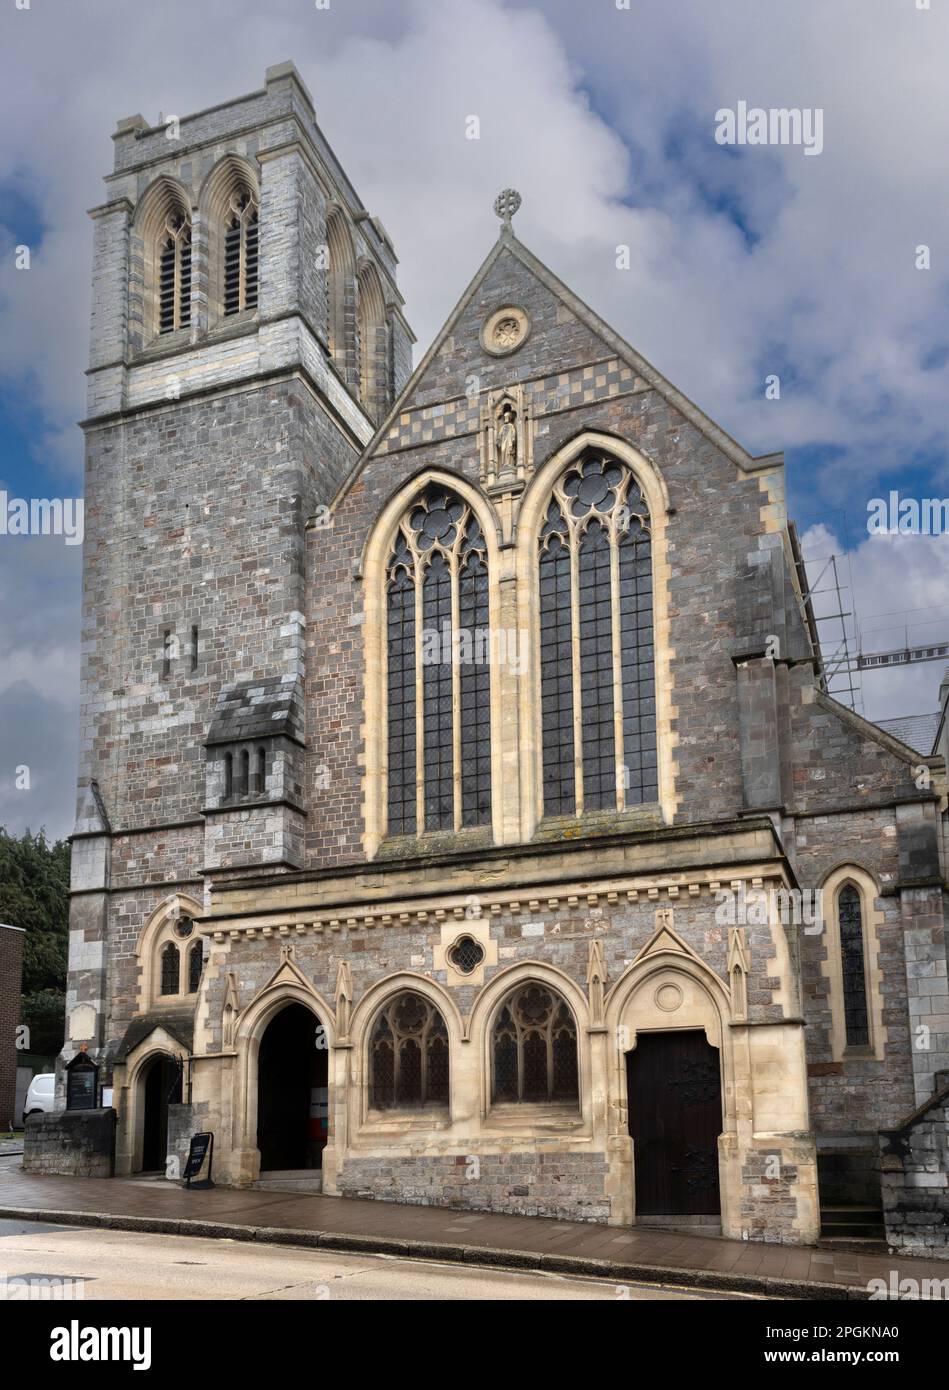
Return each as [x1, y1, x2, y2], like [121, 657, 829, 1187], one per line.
[63, 64, 949, 1248]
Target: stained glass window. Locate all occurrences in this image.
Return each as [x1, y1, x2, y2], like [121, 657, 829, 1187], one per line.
[385, 488, 492, 836]
[188, 941, 203, 994]
[491, 984, 579, 1104]
[539, 504, 575, 815]
[838, 885, 870, 1047]
[538, 451, 656, 816]
[369, 991, 450, 1108]
[160, 942, 179, 996]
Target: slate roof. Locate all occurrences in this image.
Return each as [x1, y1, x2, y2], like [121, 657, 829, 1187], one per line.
[117, 1012, 194, 1059]
[205, 674, 304, 746]
[874, 712, 941, 756]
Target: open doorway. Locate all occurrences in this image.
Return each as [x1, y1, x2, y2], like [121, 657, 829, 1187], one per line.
[256, 1004, 328, 1172]
[139, 1053, 182, 1173]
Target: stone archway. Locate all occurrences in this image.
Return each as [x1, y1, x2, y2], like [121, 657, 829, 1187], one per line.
[604, 938, 738, 1231]
[139, 1052, 183, 1173]
[229, 975, 337, 1186]
[255, 1002, 328, 1172]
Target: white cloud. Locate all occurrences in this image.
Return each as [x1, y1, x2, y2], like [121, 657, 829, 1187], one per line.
[0, 0, 945, 830]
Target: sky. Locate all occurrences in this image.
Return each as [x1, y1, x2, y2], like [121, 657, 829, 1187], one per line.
[0, 0, 947, 841]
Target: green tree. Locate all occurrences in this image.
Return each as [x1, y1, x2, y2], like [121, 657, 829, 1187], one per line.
[0, 828, 69, 1054]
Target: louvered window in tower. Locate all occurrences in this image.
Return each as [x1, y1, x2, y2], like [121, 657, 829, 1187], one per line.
[385, 489, 492, 837]
[224, 190, 259, 316]
[158, 213, 191, 334]
[538, 451, 656, 817]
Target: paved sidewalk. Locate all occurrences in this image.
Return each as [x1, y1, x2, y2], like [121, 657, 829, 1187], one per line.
[1, 1160, 946, 1299]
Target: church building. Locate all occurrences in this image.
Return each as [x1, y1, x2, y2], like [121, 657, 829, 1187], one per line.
[63, 64, 949, 1249]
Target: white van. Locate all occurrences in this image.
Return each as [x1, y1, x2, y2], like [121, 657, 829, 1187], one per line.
[22, 1072, 56, 1123]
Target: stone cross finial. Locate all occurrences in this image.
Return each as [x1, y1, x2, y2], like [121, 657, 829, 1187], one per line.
[494, 188, 521, 233]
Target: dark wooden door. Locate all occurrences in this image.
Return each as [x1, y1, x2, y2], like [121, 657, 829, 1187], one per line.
[627, 1030, 722, 1216]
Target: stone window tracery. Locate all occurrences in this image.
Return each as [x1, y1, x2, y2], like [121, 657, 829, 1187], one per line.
[158, 212, 192, 334]
[539, 450, 656, 817]
[385, 487, 491, 837]
[448, 935, 485, 975]
[491, 983, 579, 1103]
[223, 189, 259, 316]
[369, 991, 450, 1109]
[156, 917, 202, 1000]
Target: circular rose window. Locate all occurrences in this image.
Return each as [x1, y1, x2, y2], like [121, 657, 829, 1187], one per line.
[480, 305, 530, 357]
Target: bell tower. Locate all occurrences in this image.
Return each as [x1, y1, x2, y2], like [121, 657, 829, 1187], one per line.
[66, 63, 413, 1076]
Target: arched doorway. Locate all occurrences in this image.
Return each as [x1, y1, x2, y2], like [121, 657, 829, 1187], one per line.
[139, 1053, 182, 1173]
[256, 1004, 328, 1172]
[627, 1029, 722, 1217]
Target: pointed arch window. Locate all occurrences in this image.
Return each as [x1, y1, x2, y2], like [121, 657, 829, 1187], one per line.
[160, 942, 180, 996]
[837, 884, 870, 1047]
[158, 212, 192, 333]
[385, 487, 491, 837]
[223, 189, 259, 315]
[369, 991, 450, 1109]
[187, 941, 203, 994]
[539, 451, 656, 817]
[492, 983, 579, 1103]
[357, 264, 388, 422]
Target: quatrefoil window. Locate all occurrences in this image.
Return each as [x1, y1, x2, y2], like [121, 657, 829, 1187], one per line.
[562, 457, 624, 517]
[448, 935, 486, 975]
[408, 492, 465, 550]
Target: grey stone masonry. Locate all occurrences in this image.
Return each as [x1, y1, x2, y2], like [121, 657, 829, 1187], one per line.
[23, 1109, 116, 1178]
[338, 1152, 611, 1223]
[880, 1073, 949, 1259]
[70, 65, 413, 1067]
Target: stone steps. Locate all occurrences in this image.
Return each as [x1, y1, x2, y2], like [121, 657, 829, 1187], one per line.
[251, 1169, 323, 1194]
[635, 1214, 723, 1236]
[820, 1204, 885, 1241]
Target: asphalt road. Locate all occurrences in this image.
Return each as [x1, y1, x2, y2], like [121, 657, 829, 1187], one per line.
[0, 1219, 757, 1301]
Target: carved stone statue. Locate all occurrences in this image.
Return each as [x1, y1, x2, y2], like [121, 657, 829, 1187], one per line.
[496, 404, 517, 475]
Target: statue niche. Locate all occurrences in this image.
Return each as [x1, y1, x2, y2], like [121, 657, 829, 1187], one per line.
[479, 385, 533, 490]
